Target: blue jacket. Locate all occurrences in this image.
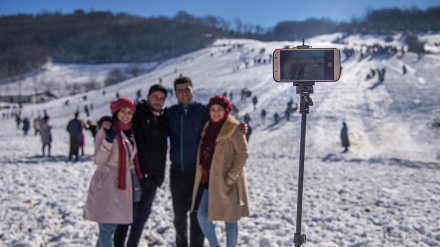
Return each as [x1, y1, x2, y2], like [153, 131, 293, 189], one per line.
[165, 102, 209, 173]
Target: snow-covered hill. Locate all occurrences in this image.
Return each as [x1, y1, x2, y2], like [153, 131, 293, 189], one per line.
[1, 33, 439, 247]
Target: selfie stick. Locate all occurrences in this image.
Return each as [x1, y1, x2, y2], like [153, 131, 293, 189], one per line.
[293, 39, 314, 247]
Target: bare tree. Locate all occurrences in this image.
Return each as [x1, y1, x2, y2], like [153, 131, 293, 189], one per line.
[104, 68, 127, 86]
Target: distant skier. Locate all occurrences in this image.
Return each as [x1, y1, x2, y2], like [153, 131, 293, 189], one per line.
[260, 108, 267, 122]
[246, 124, 253, 142]
[22, 117, 30, 136]
[252, 96, 258, 110]
[15, 113, 21, 129]
[33, 116, 41, 135]
[136, 89, 142, 103]
[341, 121, 350, 153]
[84, 105, 90, 117]
[274, 113, 279, 124]
[40, 115, 52, 157]
[402, 65, 407, 75]
[285, 106, 292, 121]
[377, 67, 386, 82]
[244, 113, 251, 124]
[287, 98, 294, 108]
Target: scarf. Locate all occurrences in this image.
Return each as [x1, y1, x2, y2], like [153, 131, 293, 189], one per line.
[114, 120, 143, 190]
[199, 118, 225, 185]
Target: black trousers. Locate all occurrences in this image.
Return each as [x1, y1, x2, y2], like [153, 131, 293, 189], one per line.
[170, 169, 204, 247]
[114, 177, 158, 247]
[69, 136, 81, 160]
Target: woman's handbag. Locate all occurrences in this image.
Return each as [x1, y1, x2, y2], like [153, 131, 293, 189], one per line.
[127, 145, 142, 203]
[132, 172, 142, 203]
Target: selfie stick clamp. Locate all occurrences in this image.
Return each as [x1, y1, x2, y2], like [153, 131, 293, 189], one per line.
[292, 39, 315, 247]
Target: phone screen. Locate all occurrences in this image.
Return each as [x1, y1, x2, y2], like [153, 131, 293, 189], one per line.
[279, 49, 335, 81]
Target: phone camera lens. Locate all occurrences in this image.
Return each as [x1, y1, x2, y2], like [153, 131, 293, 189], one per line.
[327, 62, 333, 68]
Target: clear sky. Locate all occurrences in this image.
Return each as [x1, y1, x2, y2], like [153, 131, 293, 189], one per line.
[0, 0, 439, 28]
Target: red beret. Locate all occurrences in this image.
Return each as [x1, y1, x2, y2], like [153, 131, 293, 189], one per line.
[207, 95, 232, 114]
[110, 97, 136, 114]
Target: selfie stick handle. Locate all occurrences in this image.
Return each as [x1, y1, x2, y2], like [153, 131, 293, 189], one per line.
[292, 39, 314, 247]
[292, 81, 313, 247]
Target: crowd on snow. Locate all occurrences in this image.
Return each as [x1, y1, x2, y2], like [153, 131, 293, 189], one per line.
[3, 43, 358, 247]
[3, 75, 352, 247]
[3, 77, 253, 247]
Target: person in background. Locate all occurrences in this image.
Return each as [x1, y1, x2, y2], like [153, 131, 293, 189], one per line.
[15, 113, 21, 130]
[22, 117, 30, 136]
[190, 95, 250, 247]
[66, 111, 84, 161]
[83, 97, 142, 247]
[33, 116, 41, 136]
[80, 123, 86, 156]
[114, 85, 169, 247]
[341, 121, 350, 153]
[39, 115, 52, 157]
[97, 116, 113, 130]
[85, 120, 98, 140]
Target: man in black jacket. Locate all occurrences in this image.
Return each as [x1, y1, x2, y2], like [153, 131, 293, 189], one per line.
[114, 84, 169, 247]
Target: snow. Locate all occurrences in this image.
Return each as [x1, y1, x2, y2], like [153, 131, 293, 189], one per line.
[1, 33, 440, 247]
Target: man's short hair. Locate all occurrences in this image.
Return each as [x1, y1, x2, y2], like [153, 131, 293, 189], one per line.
[148, 84, 167, 97]
[174, 76, 192, 91]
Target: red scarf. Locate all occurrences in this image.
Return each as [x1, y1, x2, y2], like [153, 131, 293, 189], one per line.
[114, 120, 143, 190]
[199, 118, 226, 185]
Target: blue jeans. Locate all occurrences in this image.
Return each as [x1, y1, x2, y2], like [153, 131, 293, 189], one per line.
[97, 223, 117, 247]
[114, 176, 158, 247]
[197, 189, 238, 247]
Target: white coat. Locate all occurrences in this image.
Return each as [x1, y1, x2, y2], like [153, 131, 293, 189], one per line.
[83, 128, 137, 224]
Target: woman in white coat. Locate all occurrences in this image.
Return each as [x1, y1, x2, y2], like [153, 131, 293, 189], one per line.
[190, 95, 250, 247]
[83, 97, 143, 247]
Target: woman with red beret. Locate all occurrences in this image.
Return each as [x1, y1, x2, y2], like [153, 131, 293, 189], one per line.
[190, 95, 250, 247]
[83, 97, 143, 247]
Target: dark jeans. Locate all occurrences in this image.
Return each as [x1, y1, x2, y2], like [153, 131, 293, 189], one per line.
[42, 143, 51, 156]
[114, 176, 158, 247]
[170, 169, 204, 247]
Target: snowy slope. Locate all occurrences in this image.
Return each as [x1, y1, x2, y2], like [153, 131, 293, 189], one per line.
[0, 33, 439, 247]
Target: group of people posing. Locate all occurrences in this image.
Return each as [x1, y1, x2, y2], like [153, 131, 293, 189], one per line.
[83, 76, 251, 247]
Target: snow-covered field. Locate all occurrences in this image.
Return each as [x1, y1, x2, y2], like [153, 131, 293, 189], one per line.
[1, 33, 440, 246]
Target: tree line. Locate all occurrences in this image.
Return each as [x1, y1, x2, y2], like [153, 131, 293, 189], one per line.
[1, 6, 439, 80]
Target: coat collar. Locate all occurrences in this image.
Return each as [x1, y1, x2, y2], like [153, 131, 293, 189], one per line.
[216, 115, 240, 141]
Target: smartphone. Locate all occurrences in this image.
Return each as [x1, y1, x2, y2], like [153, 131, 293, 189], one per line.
[273, 48, 341, 82]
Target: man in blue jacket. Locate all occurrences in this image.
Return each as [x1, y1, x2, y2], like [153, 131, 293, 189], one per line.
[166, 76, 207, 247]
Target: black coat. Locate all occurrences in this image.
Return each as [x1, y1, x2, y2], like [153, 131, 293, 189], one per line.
[341, 124, 350, 148]
[132, 100, 169, 187]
